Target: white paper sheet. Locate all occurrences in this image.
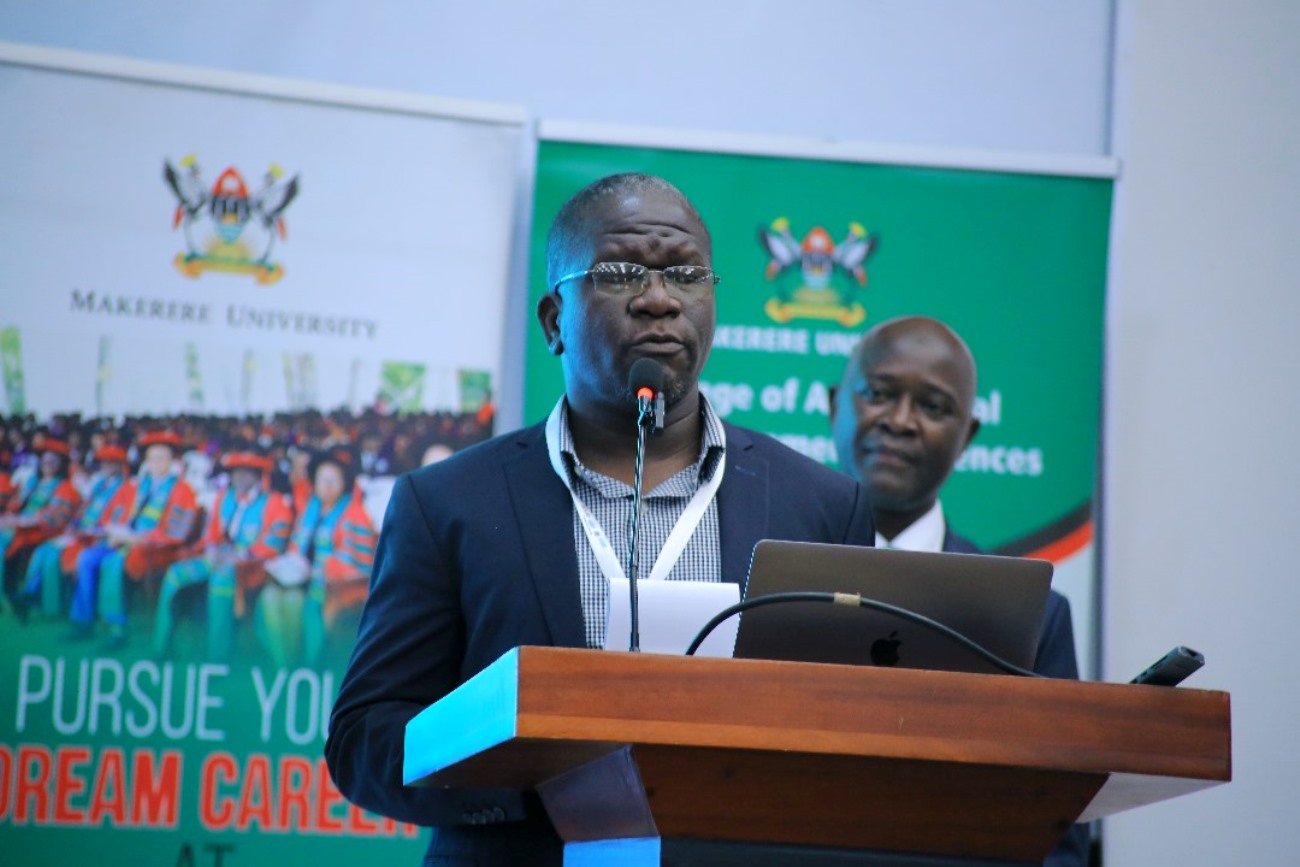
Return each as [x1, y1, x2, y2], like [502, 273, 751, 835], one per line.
[604, 578, 740, 657]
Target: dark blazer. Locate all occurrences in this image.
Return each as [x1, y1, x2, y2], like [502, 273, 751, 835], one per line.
[942, 529, 1080, 680]
[943, 528, 1089, 867]
[325, 420, 876, 864]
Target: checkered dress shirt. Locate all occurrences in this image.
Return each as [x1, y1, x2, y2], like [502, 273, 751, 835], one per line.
[553, 398, 727, 649]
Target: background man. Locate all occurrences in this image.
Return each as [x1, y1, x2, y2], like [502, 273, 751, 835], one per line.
[830, 314, 1087, 866]
[327, 173, 876, 866]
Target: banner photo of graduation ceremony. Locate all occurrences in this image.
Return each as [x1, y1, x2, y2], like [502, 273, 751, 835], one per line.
[525, 126, 1114, 680]
[0, 45, 523, 866]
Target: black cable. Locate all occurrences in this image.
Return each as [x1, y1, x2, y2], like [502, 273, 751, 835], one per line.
[684, 590, 1042, 678]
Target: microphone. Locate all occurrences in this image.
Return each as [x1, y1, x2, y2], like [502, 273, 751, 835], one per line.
[624, 359, 664, 652]
[629, 357, 664, 433]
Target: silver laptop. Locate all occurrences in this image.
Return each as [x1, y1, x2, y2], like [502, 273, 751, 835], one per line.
[732, 540, 1052, 675]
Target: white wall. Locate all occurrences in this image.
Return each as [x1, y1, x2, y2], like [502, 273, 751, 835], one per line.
[1104, 1, 1300, 863]
[0, 0, 1112, 154]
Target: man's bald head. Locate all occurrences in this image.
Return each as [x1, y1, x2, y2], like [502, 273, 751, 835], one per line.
[853, 316, 977, 409]
[831, 316, 981, 538]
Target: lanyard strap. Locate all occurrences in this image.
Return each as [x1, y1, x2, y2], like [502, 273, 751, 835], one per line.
[545, 398, 725, 585]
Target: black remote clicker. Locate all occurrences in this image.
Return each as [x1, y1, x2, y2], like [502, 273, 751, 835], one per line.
[1130, 645, 1205, 686]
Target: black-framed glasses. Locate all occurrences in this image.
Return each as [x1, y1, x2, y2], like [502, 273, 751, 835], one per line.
[552, 261, 721, 297]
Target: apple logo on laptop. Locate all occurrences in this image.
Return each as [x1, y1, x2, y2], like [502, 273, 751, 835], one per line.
[870, 631, 902, 667]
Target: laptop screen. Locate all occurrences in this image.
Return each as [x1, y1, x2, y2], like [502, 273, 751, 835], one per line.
[732, 540, 1052, 675]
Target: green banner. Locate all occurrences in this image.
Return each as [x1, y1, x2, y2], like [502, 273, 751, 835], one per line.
[457, 369, 493, 415]
[0, 44, 524, 866]
[1, 644, 422, 864]
[527, 141, 1111, 551]
[378, 362, 428, 414]
[1, 327, 24, 415]
[185, 342, 204, 411]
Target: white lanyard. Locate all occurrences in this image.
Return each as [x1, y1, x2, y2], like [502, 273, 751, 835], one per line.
[544, 397, 725, 584]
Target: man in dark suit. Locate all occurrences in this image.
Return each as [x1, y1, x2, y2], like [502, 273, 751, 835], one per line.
[830, 315, 1088, 866]
[326, 173, 876, 865]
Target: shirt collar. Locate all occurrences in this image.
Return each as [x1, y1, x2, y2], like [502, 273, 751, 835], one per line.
[875, 500, 947, 552]
[556, 394, 727, 486]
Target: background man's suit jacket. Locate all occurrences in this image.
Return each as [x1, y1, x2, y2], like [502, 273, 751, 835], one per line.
[942, 529, 1079, 680]
[944, 528, 1089, 867]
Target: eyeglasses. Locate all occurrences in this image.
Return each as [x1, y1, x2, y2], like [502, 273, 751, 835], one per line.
[552, 261, 721, 297]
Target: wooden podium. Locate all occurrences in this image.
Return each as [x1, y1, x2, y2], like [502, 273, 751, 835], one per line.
[404, 647, 1230, 865]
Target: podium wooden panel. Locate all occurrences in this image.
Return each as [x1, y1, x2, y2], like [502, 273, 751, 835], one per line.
[404, 647, 1230, 864]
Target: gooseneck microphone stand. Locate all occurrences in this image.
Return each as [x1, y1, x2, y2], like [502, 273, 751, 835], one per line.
[626, 358, 664, 653]
[627, 408, 649, 652]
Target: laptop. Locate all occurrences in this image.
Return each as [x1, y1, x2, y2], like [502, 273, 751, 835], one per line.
[731, 540, 1052, 675]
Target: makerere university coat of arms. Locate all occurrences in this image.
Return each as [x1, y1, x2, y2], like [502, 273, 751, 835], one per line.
[758, 217, 878, 326]
[164, 155, 300, 284]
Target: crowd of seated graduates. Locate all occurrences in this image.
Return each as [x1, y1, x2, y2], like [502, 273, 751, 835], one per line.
[0, 405, 493, 664]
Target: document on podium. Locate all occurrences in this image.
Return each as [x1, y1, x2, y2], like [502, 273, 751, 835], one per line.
[605, 578, 740, 657]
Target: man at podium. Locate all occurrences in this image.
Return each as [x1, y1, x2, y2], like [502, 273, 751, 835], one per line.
[326, 173, 877, 865]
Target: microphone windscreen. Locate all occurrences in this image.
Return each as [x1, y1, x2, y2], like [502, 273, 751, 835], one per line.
[628, 358, 664, 399]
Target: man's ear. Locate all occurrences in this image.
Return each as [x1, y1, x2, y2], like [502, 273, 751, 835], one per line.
[827, 383, 840, 424]
[964, 417, 981, 449]
[537, 292, 563, 355]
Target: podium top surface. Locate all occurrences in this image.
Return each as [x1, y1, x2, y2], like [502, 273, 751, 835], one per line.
[405, 646, 1230, 824]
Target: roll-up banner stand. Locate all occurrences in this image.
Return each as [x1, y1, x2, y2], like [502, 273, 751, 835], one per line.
[0, 42, 524, 864]
[526, 120, 1116, 681]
